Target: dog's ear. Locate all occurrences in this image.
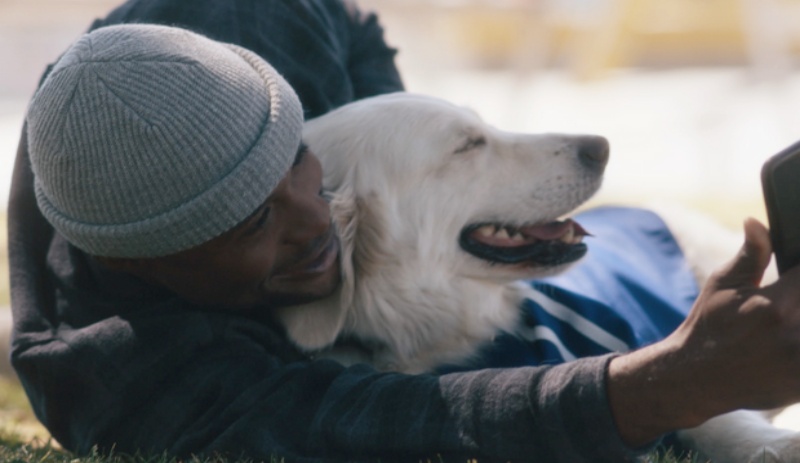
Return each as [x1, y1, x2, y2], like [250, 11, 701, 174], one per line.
[274, 185, 389, 352]
[272, 186, 362, 352]
[331, 186, 388, 300]
[274, 292, 348, 351]
[329, 185, 359, 306]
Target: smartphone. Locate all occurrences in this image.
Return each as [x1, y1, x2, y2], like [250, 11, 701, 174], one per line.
[762, 139, 800, 274]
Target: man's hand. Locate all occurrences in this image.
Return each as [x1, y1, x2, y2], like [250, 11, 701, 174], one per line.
[608, 218, 800, 447]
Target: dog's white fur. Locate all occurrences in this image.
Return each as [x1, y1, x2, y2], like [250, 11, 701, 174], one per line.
[275, 92, 800, 462]
[278, 93, 604, 373]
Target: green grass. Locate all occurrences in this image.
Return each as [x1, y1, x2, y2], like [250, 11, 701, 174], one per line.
[0, 438, 706, 463]
[651, 448, 707, 463]
[0, 432, 701, 463]
[0, 434, 266, 463]
[0, 376, 49, 446]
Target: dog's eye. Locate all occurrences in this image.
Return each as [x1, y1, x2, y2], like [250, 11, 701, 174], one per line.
[454, 136, 487, 154]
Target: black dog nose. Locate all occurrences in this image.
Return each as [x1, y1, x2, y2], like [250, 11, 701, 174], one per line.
[577, 135, 610, 172]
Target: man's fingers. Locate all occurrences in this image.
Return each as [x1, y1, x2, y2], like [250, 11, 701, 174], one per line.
[743, 217, 773, 278]
[716, 218, 772, 288]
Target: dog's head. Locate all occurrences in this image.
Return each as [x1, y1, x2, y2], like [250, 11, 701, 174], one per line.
[281, 93, 608, 352]
[304, 93, 608, 285]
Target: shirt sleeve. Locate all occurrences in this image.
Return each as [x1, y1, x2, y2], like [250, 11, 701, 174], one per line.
[91, 0, 404, 119]
[340, 1, 405, 99]
[11, 298, 651, 462]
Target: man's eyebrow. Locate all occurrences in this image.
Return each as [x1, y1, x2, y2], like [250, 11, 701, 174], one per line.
[237, 144, 308, 236]
[293, 143, 308, 166]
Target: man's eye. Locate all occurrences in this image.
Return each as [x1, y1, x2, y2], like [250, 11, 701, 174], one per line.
[251, 207, 271, 231]
[454, 136, 487, 154]
[256, 207, 271, 227]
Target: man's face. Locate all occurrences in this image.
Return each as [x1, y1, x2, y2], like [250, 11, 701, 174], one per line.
[131, 146, 341, 310]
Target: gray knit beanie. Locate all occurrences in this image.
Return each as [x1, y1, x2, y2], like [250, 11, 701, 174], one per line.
[26, 24, 303, 258]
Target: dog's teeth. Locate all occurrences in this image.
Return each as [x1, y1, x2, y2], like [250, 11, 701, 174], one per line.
[495, 228, 510, 240]
[510, 232, 524, 242]
[561, 227, 575, 243]
[477, 225, 495, 237]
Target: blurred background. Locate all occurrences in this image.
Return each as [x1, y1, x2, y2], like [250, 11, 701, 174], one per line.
[1, 0, 800, 435]
[3, 0, 800, 219]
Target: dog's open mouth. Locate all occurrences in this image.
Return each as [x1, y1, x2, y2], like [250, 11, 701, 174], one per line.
[459, 219, 590, 266]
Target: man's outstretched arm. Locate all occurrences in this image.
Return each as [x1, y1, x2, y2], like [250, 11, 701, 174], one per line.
[608, 217, 800, 446]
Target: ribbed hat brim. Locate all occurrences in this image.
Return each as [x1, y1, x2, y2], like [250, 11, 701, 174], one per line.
[27, 25, 304, 258]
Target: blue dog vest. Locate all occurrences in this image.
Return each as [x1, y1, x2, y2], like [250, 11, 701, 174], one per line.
[440, 206, 699, 371]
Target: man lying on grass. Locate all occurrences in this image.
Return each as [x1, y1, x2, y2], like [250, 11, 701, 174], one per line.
[9, 12, 800, 463]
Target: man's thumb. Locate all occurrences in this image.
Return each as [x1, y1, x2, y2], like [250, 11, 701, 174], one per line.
[717, 218, 772, 288]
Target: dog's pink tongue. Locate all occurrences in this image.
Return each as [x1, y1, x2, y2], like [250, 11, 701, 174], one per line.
[520, 219, 589, 240]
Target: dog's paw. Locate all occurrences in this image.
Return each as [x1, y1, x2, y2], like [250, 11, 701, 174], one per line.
[747, 433, 800, 463]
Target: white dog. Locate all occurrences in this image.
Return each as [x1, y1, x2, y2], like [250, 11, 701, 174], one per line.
[275, 92, 800, 462]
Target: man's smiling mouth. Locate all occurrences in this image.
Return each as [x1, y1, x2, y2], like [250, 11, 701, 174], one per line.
[273, 230, 339, 281]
